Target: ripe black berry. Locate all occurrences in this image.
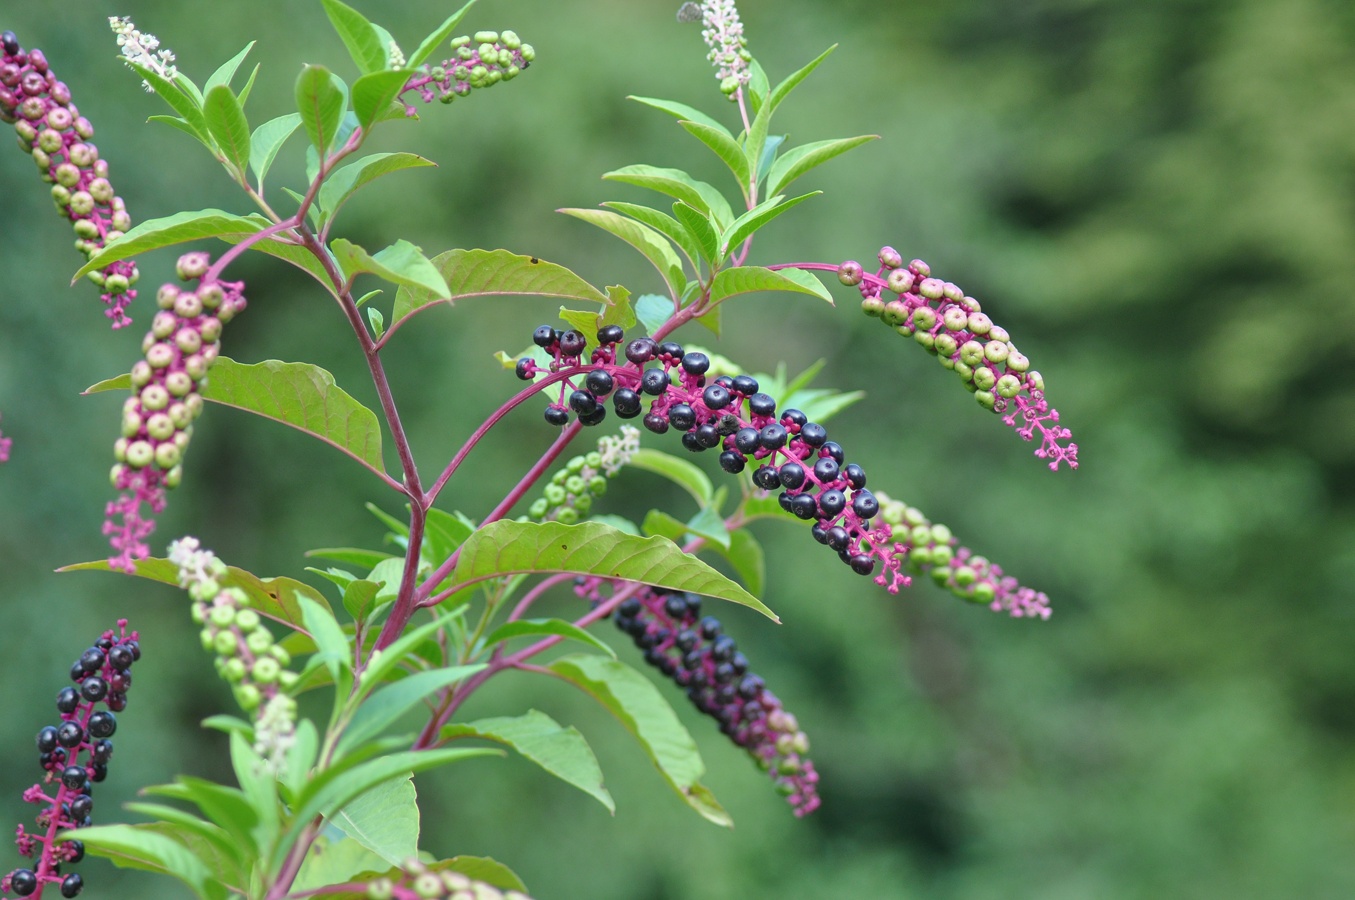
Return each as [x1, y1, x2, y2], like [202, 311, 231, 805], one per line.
[60, 765, 88, 791]
[702, 384, 731, 410]
[734, 427, 760, 454]
[596, 324, 625, 345]
[543, 406, 570, 427]
[758, 423, 787, 450]
[90, 763, 108, 783]
[731, 375, 759, 396]
[106, 692, 128, 712]
[612, 388, 641, 417]
[849, 554, 876, 575]
[778, 463, 806, 490]
[844, 463, 867, 489]
[826, 526, 850, 551]
[710, 635, 737, 662]
[532, 325, 557, 348]
[791, 494, 818, 519]
[680, 351, 709, 375]
[514, 357, 535, 380]
[811, 522, 829, 544]
[78, 648, 104, 673]
[818, 490, 847, 517]
[60, 872, 83, 898]
[9, 869, 37, 897]
[778, 491, 794, 512]
[79, 677, 107, 702]
[558, 330, 587, 357]
[90, 740, 113, 764]
[813, 458, 840, 482]
[681, 432, 703, 452]
[821, 441, 845, 464]
[578, 406, 607, 427]
[109, 669, 131, 692]
[695, 424, 721, 448]
[625, 337, 656, 363]
[126, 641, 140, 662]
[56, 687, 79, 714]
[69, 662, 85, 681]
[640, 368, 669, 395]
[88, 711, 117, 739]
[658, 341, 685, 361]
[752, 465, 780, 490]
[568, 390, 598, 415]
[851, 490, 879, 519]
[642, 412, 669, 434]
[780, 408, 808, 428]
[69, 794, 92, 819]
[668, 404, 696, 431]
[584, 369, 614, 396]
[718, 450, 746, 473]
[748, 393, 776, 417]
[56, 722, 83, 749]
[37, 726, 59, 753]
[799, 422, 828, 447]
[699, 616, 721, 639]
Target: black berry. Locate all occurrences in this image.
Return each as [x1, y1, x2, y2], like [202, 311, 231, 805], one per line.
[578, 406, 607, 427]
[821, 441, 845, 464]
[668, 404, 696, 431]
[844, 463, 867, 489]
[514, 357, 535, 380]
[680, 352, 709, 375]
[56, 687, 79, 714]
[799, 422, 827, 447]
[818, 490, 847, 517]
[543, 406, 570, 427]
[568, 389, 598, 415]
[88, 711, 116, 739]
[78, 648, 104, 673]
[748, 393, 776, 417]
[558, 330, 587, 357]
[9, 869, 37, 897]
[734, 427, 760, 454]
[584, 369, 614, 396]
[718, 450, 746, 474]
[640, 368, 669, 395]
[532, 325, 557, 348]
[37, 726, 59, 753]
[80, 677, 108, 702]
[60, 873, 83, 898]
[851, 490, 879, 519]
[596, 324, 625, 345]
[731, 375, 759, 396]
[90, 740, 113, 764]
[56, 722, 83, 748]
[60, 765, 88, 792]
[643, 412, 669, 434]
[658, 341, 685, 361]
[780, 408, 807, 428]
[612, 388, 641, 417]
[702, 384, 731, 410]
[758, 423, 787, 450]
[625, 337, 656, 363]
[778, 463, 805, 489]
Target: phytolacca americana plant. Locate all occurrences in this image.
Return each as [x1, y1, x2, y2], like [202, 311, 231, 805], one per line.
[1, 622, 139, 900]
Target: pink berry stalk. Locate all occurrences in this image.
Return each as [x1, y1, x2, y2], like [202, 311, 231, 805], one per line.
[0, 30, 139, 329]
[104, 253, 247, 572]
[398, 29, 533, 114]
[2, 621, 139, 900]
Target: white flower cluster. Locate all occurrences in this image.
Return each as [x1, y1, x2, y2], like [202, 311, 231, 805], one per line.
[596, 425, 641, 476]
[693, 0, 751, 93]
[109, 16, 177, 91]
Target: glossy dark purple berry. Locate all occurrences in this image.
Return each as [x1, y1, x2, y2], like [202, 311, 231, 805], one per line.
[813, 458, 840, 482]
[532, 325, 557, 348]
[791, 494, 818, 519]
[818, 489, 847, 517]
[109, 669, 131, 692]
[60, 873, 83, 898]
[612, 388, 641, 417]
[681, 431, 703, 452]
[695, 424, 721, 448]
[718, 450, 746, 473]
[514, 358, 535, 380]
[680, 351, 709, 375]
[710, 635, 737, 662]
[811, 522, 829, 544]
[106, 692, 127, 712]
[558, 330, 587, 357]
[844, 463, 867, 489]
[702, 384, 731, 410]
[543, 406, 570, 426]
[69, 662, 86, 681]
[90, 740, 113, 764]
[850, 554, 876, 575]
[684, 593, 701, 617]
[578, 406, 607, 427]
[62, 839, 85, 863]
[640, 368, 670, 395]
[715, 662, 736, 683]
[617, 597, 642, 619]
[60, 765, 88, 792]
[699, 617, 721, 639]
[658, 341, 685, 361]
[826, 526, 850, 551]
[69, 794, 92, 819]
[780, 408, 807, 428]
[625, 337, 656, 363]
[9, 869, 37, 897]
[79, 677, 107, 703]
[734, 427, 760, 454]
[96, 637, 114, 651]
[56, 687, 79, 714]
[78, 648, 104, 673]
[37, 726, 59, 753]
[125, 641, 140, 662]
[738, 674, 765, 700]
[758, 423, 787, 450]
[821, 441, 845, 464]
[597, 324, 625, 345]
[584, 369, 614, 396]
[714, 375, 734, 389]
[731, 375, 759, 396]
[568, 390, 598, 415]
[778, 463, 805, 490]
[748, 393, 776, 417]
[778, 491, 794, 512]
[90, 763, 107, 784]
[851, 490, 879, 519]
[663, 594, 687, 618]
[668, 404, 696, 431]
[676, 629, 699, 652]
[642, 412, 669, 434]
[56, 722, 83, 748]
[752, 465, 780, 490]
[88, 711, 116, 739]
[799, 422, 827, 447]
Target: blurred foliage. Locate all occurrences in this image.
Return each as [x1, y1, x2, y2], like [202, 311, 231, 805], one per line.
[1, 0, 1353, 897]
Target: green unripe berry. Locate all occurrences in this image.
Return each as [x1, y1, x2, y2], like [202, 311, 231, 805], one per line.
[933, 333, 958, 358]
[959, 340, 985, 367]
[174, 291, 204, 319]
[200, 628, 216, 651]
[414, 873, 444, 898]
[996, 374, 1022, 398]
[960, 295, 982, 313]
[1026, 370, 1045, 391]
[988, 324, 1010, 343]
[932, 545, 953, 566]
[125, 440, 154, 468]
[154, 441, 181, 470]
[931, 565, 953, 585]
[584, 451, 602, 468]
[145, 343, 175, 370]
[914, 330, 936, 351]
[911, 525, 931, 545]
[588, 475, 607, 494]
[942, 307, 968, 332]
[67, 191, 94, 217]
[860, 295, 885, 317]
[222, 658, 247, 682]
[953, 360, 973, 381]
[233, 608, 259, 630]
[918, 278, 945, 299]
[367, 879, 394, 900]
[564, 475, 587, 494]
[183, 354, 209, 380]
[528, 498, 549, 519]
[36, 128, 62, 153]
[113, 437, 129, 462]
[157, 284, 180, 309]
[519, 44, 535, 62]
[234, 683, 262, 712]
[278, 670, 300, 690]
[954, 565, 977, 587]
[450, 35, 471, 48]
[474, 30, 500, 43]
[837, 260, 864, 286]
[246, 628, 273, 655]
[210, 604, 237, 627]
[175, 328, 203, 354]
[213, 630, 239, 657]
[252, 657, 281, 684]
[1005, 350, 1030, 373]
[973, 581, 996, 603]
[145, 412, 174, 441]
[556, 507, 580, 524]
[269, 645, 292, 666]
[973, 366, 996, 391]
[574, 494, 592, 514]
[967, 312, 992, 335]
[881, 299, 909, 326]
[911, 307, 937, 330]
[544, 484, 566, 505]
[720, 75, 740, 95]
[885, 267, 914, 294]
[566, 455, 586, 474]
[975, 390, 997, 409]
[165, 370, 194, 397]
[501, 29, 521, 48]
[931, 523, 953, 544]
[984, 340, 1009, 364]
[190, 602, 208, 624]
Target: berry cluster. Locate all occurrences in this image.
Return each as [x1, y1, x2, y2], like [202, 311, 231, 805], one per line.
[526, 425, 640, 523]
[399, 30, 533, 112]
[516, 325, 906, 589]
[170, 538, 299, 771]
[874, 493, 1051, 618]
[839, 249, 1078, 471]
[104, 253, 247, 572]
[2, 621, 139, 900]
[363, 861, 532, 900]
[678, 0, 751, 97]
[0, 30, 139, 329]
[588, 583, 820, 816]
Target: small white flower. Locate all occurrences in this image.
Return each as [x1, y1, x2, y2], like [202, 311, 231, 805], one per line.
[109, 16, 178, 91]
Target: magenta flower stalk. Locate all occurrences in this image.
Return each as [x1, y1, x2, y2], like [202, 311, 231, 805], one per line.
[581, 582, 820, 816]
[1, 621, 139, 900]
[398, 29, 533, 113]
[0, 30, 139, 329]
[104, 252, 247, 572]
[677, 0, 752, 99]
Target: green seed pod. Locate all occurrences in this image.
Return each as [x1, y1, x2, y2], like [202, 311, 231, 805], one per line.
[933, 333, 958, 358]
[972, 581, 996, 603]
[1005, 349, 1030, 373]
[975, 389, 997, 410]
[932, 544, 953, 566]
[213, 630, 239, 658]
[1026, 370, 1045, 391]
[914, 330, 936, 351]
[278, 670, 299, 690]
[72, 218, 99, 240]
[966, 312, 992, 335]
[996, 374, 1022, 398]
[988, 324, 1010, 343]
[566, 455, 586, 474]
[31, 147, 51, 171]
[222, 657, 248, 682]
[885, 267, 914, 294]
[252, 657, 280, 684]
[973, 366, 996, 391]
[269, 645, 292, 667]
[881, 299, 909, 326]
[174, 291, 204, 319]
[246, 629, 273, 656]
[860, 295, 885, 317]
[574, 494, 592, 514]
[911, 307, 937, 330]
[959, 340, 985, 367]
[50, 184, 71, 207]
[200, 628, 217, 651]
[233, 608, 260, 631]
[984, 340, 1009, 364]
[917, 278, 945, 299]
[234, 683, 262, 712]
[125, 440, 154, 469]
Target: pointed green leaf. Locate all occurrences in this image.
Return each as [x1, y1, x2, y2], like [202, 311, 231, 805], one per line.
[627, 96, 730, 135]
[746, 58, 770, 116]
[627, 448, 713, 505]
[443, 710, 614, 812]
[601, 201, 703, 270]
[225, 232, 335, 291]
[146, 114, 202, 141]
[634, 293, 671, 336]
[718, 528, 765, 596]
[766, 135, 879, 197]
[354, 611, 458, 699]
[603, 165, 734, 227]
[203, 84, 251, 175]
[237, 63, 261, 107]
[684, 505, 731, 549]
[308, 547, 396, 570]
[559, 208, 685, 296]
[768, 45, 837, 113]
[708, 265, 832, 307]
[69, 824, 225, 900]
[338, 665, 486, 754]
[296, 64, 345, 153]
[293, 837, 390, 894]
[410, 1, 478, 69]
[452, 521, 775, 620]
[679, 119, 750, 194]
[756, 134, 785, 186]
[322, 0, 387, 74]
[73, 209, 267, 280]
[719, 191, 820, 258]
[671, 202, 720, 265]
[123, 806, 247, 886]
[302, 596, 353, 684]
[127, 60, 210, 143]
[248, 113, 302, 188]
[319, 152, 436, 218]
[354, 68, 414, 132]
[329, 774, 419, 866]
[390, 249, 610, 333]
[332, 237, 450, 296]
[342, 579, 382, 623]
[548, 655, 732, 826]
[141, 778, 259, 853]
[482, 618, 616, 658]
[205, 42, 257, 94]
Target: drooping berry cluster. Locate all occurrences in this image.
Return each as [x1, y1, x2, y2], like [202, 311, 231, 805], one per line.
[526, 426, 640, 523]
[399, 30, 533, 112]
[873, 492, 1051, 618]
[2, 621, 139, 900]
[586, 582, 820, 816]
[363, 861, 533, 900]
[104, 253, 247, 572]
[0, 30, 139, 329]
[838, 249, 1077, 471]
[516, 325, 906, 589]
[170, 538, 299, 771]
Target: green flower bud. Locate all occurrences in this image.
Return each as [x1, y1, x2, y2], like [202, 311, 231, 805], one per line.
[104, 273, 130, 294]
[574, 494, 592, 514]
[209, 604, 237, 627]
[474, 30, 500, 43]
[959, 340, 985, 367]
[520, 44, 535, 62]
[973, 581, 996, 603]
[588, 475, 607, 494]
[930, 565, 953, 586]
[544, 484, 566, 505]
[932, 544, 953, 566]
[960, 295, 982, 313]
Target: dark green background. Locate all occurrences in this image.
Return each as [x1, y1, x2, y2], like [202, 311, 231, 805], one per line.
[2, 0, 1352, 896]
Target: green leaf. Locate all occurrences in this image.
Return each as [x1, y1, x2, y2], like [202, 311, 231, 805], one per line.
[302, 595, 353, 686]
[248, 113, 302, 189]
[127, 60, 209, 143]
[707, 265, 832, 307]
[548, 655, 731, 826]
[342, 579, 382, 623]
[293, 836, 390, 894]
[72, 209, 266, 280]
[671, 202, 720, 265]
[765, 135, 879, 197]
[437, 856, 528, 892]
[223, 231, 335, 289]
[452, 521, 775, 620]
[409, 1, 478, 69]
[141, 778, 259, 854]
[295, 64, 346, 154]
[322, 0, 387, 74]
[627, 96, 730, 135]
[757, 134, 785, 186]
[559, 208, 686, 297]
[338, 665, 486, 754]
[424, 507, 476, 564]
[768, 45, 837, 113]
[354, 609, 460, 700]
[203, 84, 251, 176]
[627, 448, 713, 505]
[588, 514, 641, 535]
[600, 201, 703, 271]
[236, 64, 261, 108]
[603, 165, 734, 228]
[719, 191, 820, 258]
[146, 114, 202, 141]
[204, 42, 257, 95]
[684, 505, 731, 549]
[329, 775, 419, 866]
[318, 151, 435, 218]
[743, 72, 774, 182]
[122, 803, 246, 878]
[285, 719, 321, 802]
[332, 237, 449, 297]
[482, 618, 616, 658]
[679, 119, 751, 194]
[229, 731, 280, 851]
[746, 58, 770, 116]
[391, 249, 610, 334]
[199, 715, 254, 738]
[634, 294, 671, 336]
[717, 528, 765, 596]
[443, 710, 614, 812]
[353, 68, 414, 132]
[70, 825, 226, 900]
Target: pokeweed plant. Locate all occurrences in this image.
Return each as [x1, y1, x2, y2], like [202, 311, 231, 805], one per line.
[0, 0, 1077, 897]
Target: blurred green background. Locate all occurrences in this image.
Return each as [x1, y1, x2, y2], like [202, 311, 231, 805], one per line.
[3, 0, 1353, 896]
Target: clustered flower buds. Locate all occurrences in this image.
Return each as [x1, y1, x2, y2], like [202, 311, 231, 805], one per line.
[107, 17, 177, 91]
[517, 325, 906, 588]
[104, 253, 246, 572]
[399, 30, 533, 113]
[2, 621, 139, 900]
[170, 537, 299, 770]
[526, 425, 640, 523]
[872, 492, 1051, 618]
[584, 582, 820, 816]
[839, 250, 1078, 471]
[0, 30, 139, 329]
[678, 0, 752, 97]
[363, 860, 533, 900]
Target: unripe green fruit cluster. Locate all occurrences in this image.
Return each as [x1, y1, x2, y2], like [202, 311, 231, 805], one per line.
[190, 574, 297, 712]
[410, 30, 534, 106]
[527, 426, 638, 523]
[364, 859, 534, 900]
